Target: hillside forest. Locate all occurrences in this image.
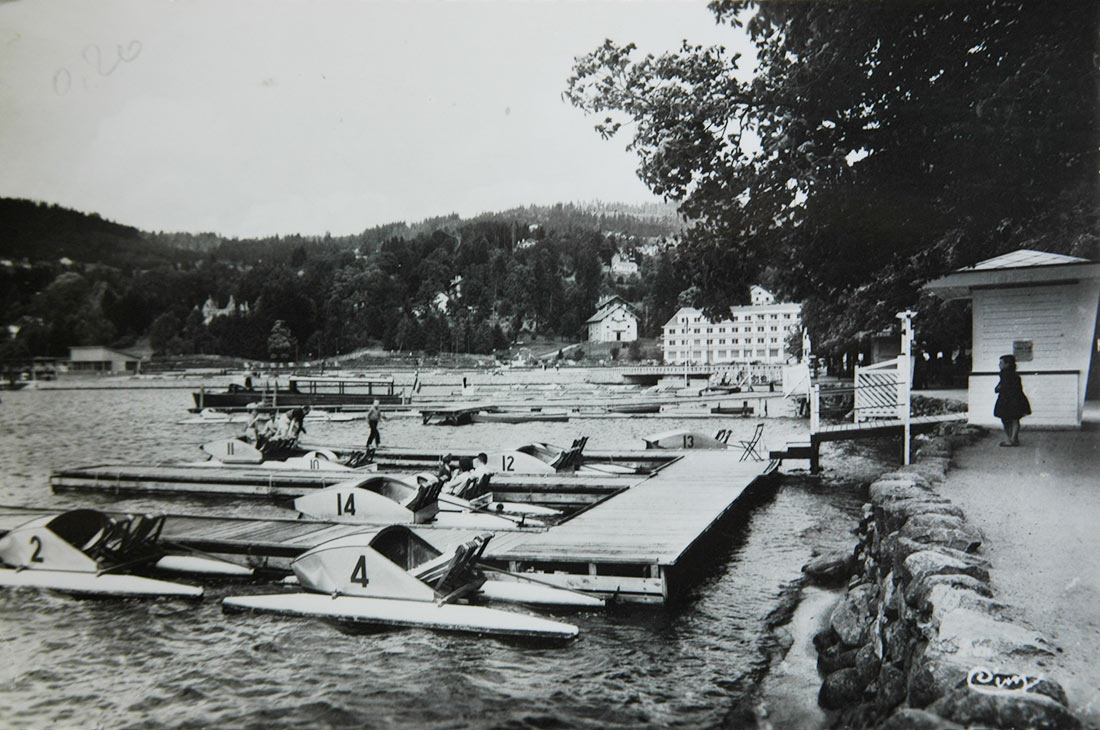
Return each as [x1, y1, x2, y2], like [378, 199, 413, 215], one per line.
[0, 198, 687, 363]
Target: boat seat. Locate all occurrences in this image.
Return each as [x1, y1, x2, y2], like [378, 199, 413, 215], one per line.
[428, 533, 492, 603]
[551, 437, 588, 472]
[405, 478, 444, 514]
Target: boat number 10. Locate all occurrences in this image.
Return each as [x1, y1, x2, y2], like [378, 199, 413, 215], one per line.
[335, 493, 356, 516]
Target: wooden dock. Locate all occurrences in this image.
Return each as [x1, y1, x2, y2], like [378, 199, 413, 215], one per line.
[769, 413, 967, 472]
[40, 450, 779, 603]
[48, 463, 636, 506]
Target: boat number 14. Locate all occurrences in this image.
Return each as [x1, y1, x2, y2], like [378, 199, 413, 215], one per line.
[335, 493, 356, 516]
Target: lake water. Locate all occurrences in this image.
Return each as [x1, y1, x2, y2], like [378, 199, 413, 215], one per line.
[0, 374, 880, 729]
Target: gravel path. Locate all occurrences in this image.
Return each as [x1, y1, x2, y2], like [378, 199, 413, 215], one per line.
[939, 404, 1100, 723]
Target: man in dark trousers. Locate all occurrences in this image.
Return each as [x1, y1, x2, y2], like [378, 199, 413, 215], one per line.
[366, 399, 382, 451]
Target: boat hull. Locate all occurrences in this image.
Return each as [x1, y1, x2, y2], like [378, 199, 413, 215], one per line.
[0, 568, 203, 598]
[223, 593, 578, 640]
[471, 412, 570, 424]
[193, 392, 402, 410]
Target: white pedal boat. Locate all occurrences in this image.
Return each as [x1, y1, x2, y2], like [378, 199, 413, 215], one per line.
[293, 475, 546, 528]
[198, 438, 354, 472]
[224, 527, 596, 640]
[0, 509, 243, 598]
[642, 427, 734, 450]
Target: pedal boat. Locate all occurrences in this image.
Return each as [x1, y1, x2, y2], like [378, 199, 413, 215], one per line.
[223, 526, 598, 639]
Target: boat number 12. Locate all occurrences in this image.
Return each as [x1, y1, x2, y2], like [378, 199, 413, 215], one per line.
[28, 535, 45, 563]
[500, 455, 515, 472]
[336, 493, 356, 516]
[350, 555, 369, 587]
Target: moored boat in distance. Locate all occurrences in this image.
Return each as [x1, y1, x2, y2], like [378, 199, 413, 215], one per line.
[193, 375, 404, 411]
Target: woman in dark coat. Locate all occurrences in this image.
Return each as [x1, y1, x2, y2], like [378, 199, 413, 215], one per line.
[994, 354, 1030, 446]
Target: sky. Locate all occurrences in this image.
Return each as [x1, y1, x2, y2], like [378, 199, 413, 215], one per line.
[0, 0, 751, 238]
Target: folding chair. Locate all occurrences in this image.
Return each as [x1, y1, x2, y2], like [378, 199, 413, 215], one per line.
[738, 423, 766, 462]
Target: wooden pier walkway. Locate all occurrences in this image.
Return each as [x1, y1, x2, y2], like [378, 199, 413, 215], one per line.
[769, 413, 967, 472]
[37, 449, 779, 603]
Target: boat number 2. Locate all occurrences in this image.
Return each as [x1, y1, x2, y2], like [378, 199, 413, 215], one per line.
[682, 434, 694, 448]
[350, 555, 369, 587]
[336, 493, 356, 516]
[500, 455, 515, 472]
[28, 535, 44, 563]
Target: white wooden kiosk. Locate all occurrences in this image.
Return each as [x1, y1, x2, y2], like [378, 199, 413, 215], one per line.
[924, 250, 1100, 428]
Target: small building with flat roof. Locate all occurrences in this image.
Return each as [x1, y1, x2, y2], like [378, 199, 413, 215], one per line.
[923, 249, 1100, 428]
[68, 346, 143, 373]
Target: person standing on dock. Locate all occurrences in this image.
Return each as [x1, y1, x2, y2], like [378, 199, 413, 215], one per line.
[366, 399, 383, 451]
[994, 354, 1030, 447]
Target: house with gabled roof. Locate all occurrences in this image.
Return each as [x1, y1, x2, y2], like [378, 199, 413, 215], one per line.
[587, 295, 638, 343]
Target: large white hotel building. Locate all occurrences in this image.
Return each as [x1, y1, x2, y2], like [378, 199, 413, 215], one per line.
[661, 286, 803, 364]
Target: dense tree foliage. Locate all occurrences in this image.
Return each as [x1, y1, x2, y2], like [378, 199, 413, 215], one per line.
[566, 1, 1100, 355]
[1, 199, 682, 362]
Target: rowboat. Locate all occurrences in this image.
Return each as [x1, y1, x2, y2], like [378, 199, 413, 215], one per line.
[0, 509, 250, 598]
[471, 410, 570, 424]
[223, 527, 594, 639]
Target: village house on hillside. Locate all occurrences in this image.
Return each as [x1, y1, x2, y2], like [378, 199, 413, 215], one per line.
[587, 295, 639, 343]
[662, 286, 802, 364]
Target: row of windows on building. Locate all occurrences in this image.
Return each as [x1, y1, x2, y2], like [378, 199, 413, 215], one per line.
[666, 348, 783, 359]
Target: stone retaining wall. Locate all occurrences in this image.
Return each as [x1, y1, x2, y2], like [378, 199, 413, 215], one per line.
[803, 425, 1089, 730]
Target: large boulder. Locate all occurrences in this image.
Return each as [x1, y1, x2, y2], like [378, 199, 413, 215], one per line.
[929, 686, 1084, 730]
[879, 708, 965, 730]
[830, 583, 877, 646]
[899, 521, 983, 554]
[922, 583, 1020, 625]
[818, 667, 866, 710]
[802, 550, 856, 586]
[929, 607, 1056, 663]
[817, 643, 860, 675]
[907, 655, 972, 708]
[869, 477, 936, 504]
[855, 642, 881, 684]
[876, 499, 966, 535]
[904, 573, 994, 613]
[875, 663, 908, 713]
[899, 549, 991, 590]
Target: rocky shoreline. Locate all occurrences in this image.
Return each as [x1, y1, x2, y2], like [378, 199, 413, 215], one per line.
[802, 424, 1092, 730]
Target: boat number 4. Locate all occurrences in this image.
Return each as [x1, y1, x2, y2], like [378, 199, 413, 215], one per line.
[28, 535, 45, 563]
[350, 555, 369, 587]
[500, 455, 515, 472]
[335, 493, 356, 516]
